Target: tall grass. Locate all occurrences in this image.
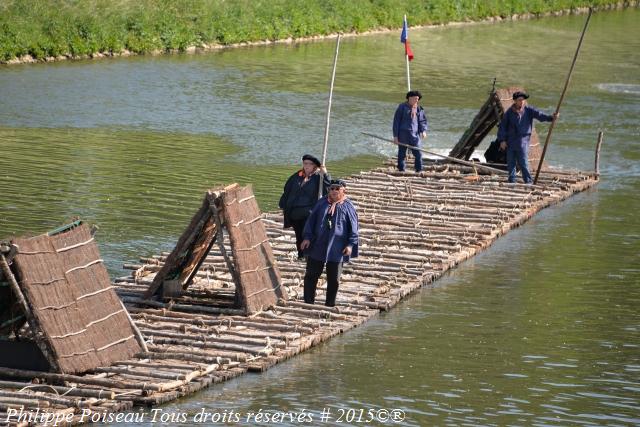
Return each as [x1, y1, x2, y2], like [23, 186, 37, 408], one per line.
[0, 0, 623, 61]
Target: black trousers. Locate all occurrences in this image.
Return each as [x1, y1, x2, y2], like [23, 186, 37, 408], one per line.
[304, 257, 343, 307]
[289, 218, 307, 258]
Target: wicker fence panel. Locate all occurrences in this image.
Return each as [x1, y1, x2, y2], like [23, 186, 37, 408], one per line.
[223, 185, 286, 314]
[11, 224, 140, 374]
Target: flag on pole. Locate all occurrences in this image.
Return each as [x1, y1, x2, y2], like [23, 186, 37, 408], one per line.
[401, 16, 414, 61]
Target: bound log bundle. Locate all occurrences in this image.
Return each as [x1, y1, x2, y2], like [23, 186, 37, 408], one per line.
[0, 160, 597, 426]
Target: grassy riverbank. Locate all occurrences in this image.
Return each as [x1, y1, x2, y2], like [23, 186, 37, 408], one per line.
[0, 0, 632, 62]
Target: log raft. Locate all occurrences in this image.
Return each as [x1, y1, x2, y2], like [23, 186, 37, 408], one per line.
[0, 160, 597, 425]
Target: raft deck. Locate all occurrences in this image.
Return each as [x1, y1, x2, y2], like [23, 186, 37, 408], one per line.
[0, 161, 597, 426]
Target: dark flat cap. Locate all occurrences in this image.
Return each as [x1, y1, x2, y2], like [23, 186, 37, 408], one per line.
[406, 90, 423, 100]
[330, 179, 347, 188]
[512, 91, 529, 100]
[302, 154, 321, 167]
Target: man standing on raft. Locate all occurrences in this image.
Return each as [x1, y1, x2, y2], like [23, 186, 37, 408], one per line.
[392, 90, 428, 172]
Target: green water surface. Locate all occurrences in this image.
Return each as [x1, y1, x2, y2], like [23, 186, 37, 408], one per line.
[0, 9, 638, 426]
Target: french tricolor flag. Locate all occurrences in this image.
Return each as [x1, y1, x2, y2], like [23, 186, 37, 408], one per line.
[400, 16, 414, 61]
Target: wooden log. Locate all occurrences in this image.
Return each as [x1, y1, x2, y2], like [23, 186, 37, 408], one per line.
[281, 300, 375, 318]
[347, 190, 531, 210]
[352, 172, 545, 196]
[274, 305, 350, 321]
[134, 317, 301, 341]
[0, 390, 97, 408]
[0, 396, 50, 408]
[359, 185, 539, 205]
[145, 344, 250, 363]
[358, 200, 512, 219]
[128, 307, 319, 332]
[0, 366, 166, 392]
[113, 359, 213, 372]
[124, 264, 235, 283]
[0, 380, 115, 400]
[148, 337, 271, 356]
[140, 350, 234, 366]
[93, 366, 190, 381]
[121, 296, 244, 316]
[137, 328, 287, 349]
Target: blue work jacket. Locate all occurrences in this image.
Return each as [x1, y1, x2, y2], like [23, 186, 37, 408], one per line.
[497, 105, 553, 150]
[392, 102, 428, 146]
[303, 197, 359, 263]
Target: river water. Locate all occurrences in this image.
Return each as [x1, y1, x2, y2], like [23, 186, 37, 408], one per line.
[1, 9, 639, 426]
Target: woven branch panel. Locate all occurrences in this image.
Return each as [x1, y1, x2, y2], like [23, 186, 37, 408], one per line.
[11, 224, 141, 374]
[448, 87, 544, 170]
[144, 194, 219, 298]
[222, 184, 286, 314]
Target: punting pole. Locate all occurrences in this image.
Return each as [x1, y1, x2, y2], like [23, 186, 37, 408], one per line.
[361, 132, 508, 175]
[319, 33, 341, 199]
[533, 8, 592, 184]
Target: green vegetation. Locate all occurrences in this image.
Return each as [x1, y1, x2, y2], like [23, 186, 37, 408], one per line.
[0, 0, 623, 62]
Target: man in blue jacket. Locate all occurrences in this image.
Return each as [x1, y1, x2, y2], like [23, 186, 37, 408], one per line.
[300, 179, 359, 307]
[497, 91, 558, 184]
[392, 90, 428, 172]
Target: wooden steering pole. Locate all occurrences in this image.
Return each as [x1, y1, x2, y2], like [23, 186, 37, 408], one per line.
[318, 34, 341, 199]
[534, 8, 592, 184]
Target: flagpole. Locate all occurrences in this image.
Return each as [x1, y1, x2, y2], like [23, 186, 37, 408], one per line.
[404, 14, 411, 91]
[406, 51, 411, 91]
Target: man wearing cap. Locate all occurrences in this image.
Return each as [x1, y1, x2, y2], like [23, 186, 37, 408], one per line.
[497, 91, 558, 184]
[392, 90, 429, 172]
[279, 155, 331, 259]
[300, 179, 359, 307]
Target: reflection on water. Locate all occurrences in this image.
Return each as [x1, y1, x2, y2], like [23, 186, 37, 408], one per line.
[0, 8, 639, 427]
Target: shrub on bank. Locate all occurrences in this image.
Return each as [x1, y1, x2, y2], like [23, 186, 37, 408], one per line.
[0, 0, 627, 62]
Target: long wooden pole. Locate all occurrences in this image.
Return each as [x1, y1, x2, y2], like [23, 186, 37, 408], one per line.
[361, 132, 508, 175]
[534, 8, 592, 184]
[595, 130, 604, 177]
[319, 34, 341, 199]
